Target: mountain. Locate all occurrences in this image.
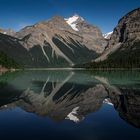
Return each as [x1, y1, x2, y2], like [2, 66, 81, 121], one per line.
[0, 28, 15, 36]
[85, 8, 140, 68]
[0, 33, 36, 68]
[1, 8, 140, 69]
[65, 14, 83, 31]
[103, 31, 113, 39]
[0, 15, 107, 68]
[65, 14, 107, 52]
[3, 14, 105, 68]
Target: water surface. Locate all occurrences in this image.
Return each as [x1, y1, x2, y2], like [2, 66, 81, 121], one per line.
[0, 70, 140, 140]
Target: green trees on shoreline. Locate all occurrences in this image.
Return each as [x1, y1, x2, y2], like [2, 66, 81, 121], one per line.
[0, 51, 20, 68]
[0, 41, 140, 69]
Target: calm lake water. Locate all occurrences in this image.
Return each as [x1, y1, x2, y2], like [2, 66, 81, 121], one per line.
[0, 70, 140, 140]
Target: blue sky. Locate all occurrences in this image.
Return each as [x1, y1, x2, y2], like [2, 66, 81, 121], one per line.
[0, 0, 140, 33]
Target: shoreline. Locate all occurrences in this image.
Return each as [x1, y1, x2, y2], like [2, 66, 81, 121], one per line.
[24, 68, 85, 71]
[1, 67, 140, 72]
[23, 67, 140, 71]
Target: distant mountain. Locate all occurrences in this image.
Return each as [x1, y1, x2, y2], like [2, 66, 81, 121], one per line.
[1, 8, 140, 69]
[103, 31, 113, 39]
[0, 28, 15, 36]
[85, 8, 140, 68]
[15, 15, 106, 67]
[0, 15, 107, 68]
[65, 14, 107, 53]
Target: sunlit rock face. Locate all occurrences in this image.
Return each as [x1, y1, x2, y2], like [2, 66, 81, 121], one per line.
[0, 14, 107, 68]
[14, 15, 106, 67]
[95, 8, 140, 62]
[16, 15, 106, 53]
[103, 31, 113, 39]
[109, 8, 140, 47]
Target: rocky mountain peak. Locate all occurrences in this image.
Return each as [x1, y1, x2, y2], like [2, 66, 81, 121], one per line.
[51, 15, 64, 21]
[118, 8, 140, 24]
[68, 14, 84, 21]
[12, 14, 107, 67]
[65, 14, 84, 31]
[109, 8, 140, 47]
[95, 8, 140, 62]
[103, 31, 113, 39]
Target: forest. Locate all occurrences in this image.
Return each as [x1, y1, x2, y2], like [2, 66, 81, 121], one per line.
[0, 51, 20, 68]
[83, 41, 140, 69]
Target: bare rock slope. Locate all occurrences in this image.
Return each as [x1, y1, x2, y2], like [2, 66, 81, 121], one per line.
[15, 15, 107, 67]
[95, 8, 140, 63]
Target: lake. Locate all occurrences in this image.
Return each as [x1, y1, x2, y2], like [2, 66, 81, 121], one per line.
[0, 70, 140, 140]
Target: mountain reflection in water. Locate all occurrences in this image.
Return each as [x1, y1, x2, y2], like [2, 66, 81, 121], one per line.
[0, 70, 140, 129]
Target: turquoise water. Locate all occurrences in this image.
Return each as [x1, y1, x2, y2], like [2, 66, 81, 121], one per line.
[0, 70, 140, 140]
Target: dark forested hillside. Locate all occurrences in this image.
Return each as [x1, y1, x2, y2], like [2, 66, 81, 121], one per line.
[0, 51, 21, 68]
[82, 8, 140, 69]
[84, 41, 140, 69]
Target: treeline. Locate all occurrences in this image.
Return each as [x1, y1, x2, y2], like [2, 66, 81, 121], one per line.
[0, 51, 21, 68]
[85, 41, 140, 69]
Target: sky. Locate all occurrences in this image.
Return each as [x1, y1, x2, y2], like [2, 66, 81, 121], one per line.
[0, 0, 139, 33]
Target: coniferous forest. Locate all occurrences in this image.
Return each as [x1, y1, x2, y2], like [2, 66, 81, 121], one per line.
[83, 42, 140, 69]
[0, 51, 20, 68]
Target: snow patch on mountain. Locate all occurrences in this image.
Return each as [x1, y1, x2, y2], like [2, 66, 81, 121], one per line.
[3, 32, 7, 34]
[65, 15, 84, 31]
[103, 31, 113, 39]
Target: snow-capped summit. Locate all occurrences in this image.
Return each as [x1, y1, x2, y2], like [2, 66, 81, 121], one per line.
[65, 14, 84, 31]
[103, 31, 113, 39]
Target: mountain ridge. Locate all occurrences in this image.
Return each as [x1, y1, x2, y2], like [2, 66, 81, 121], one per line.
[0, 8, 140, 69]
[84, 8, 140, 68]
[0, 14, 107, 68]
